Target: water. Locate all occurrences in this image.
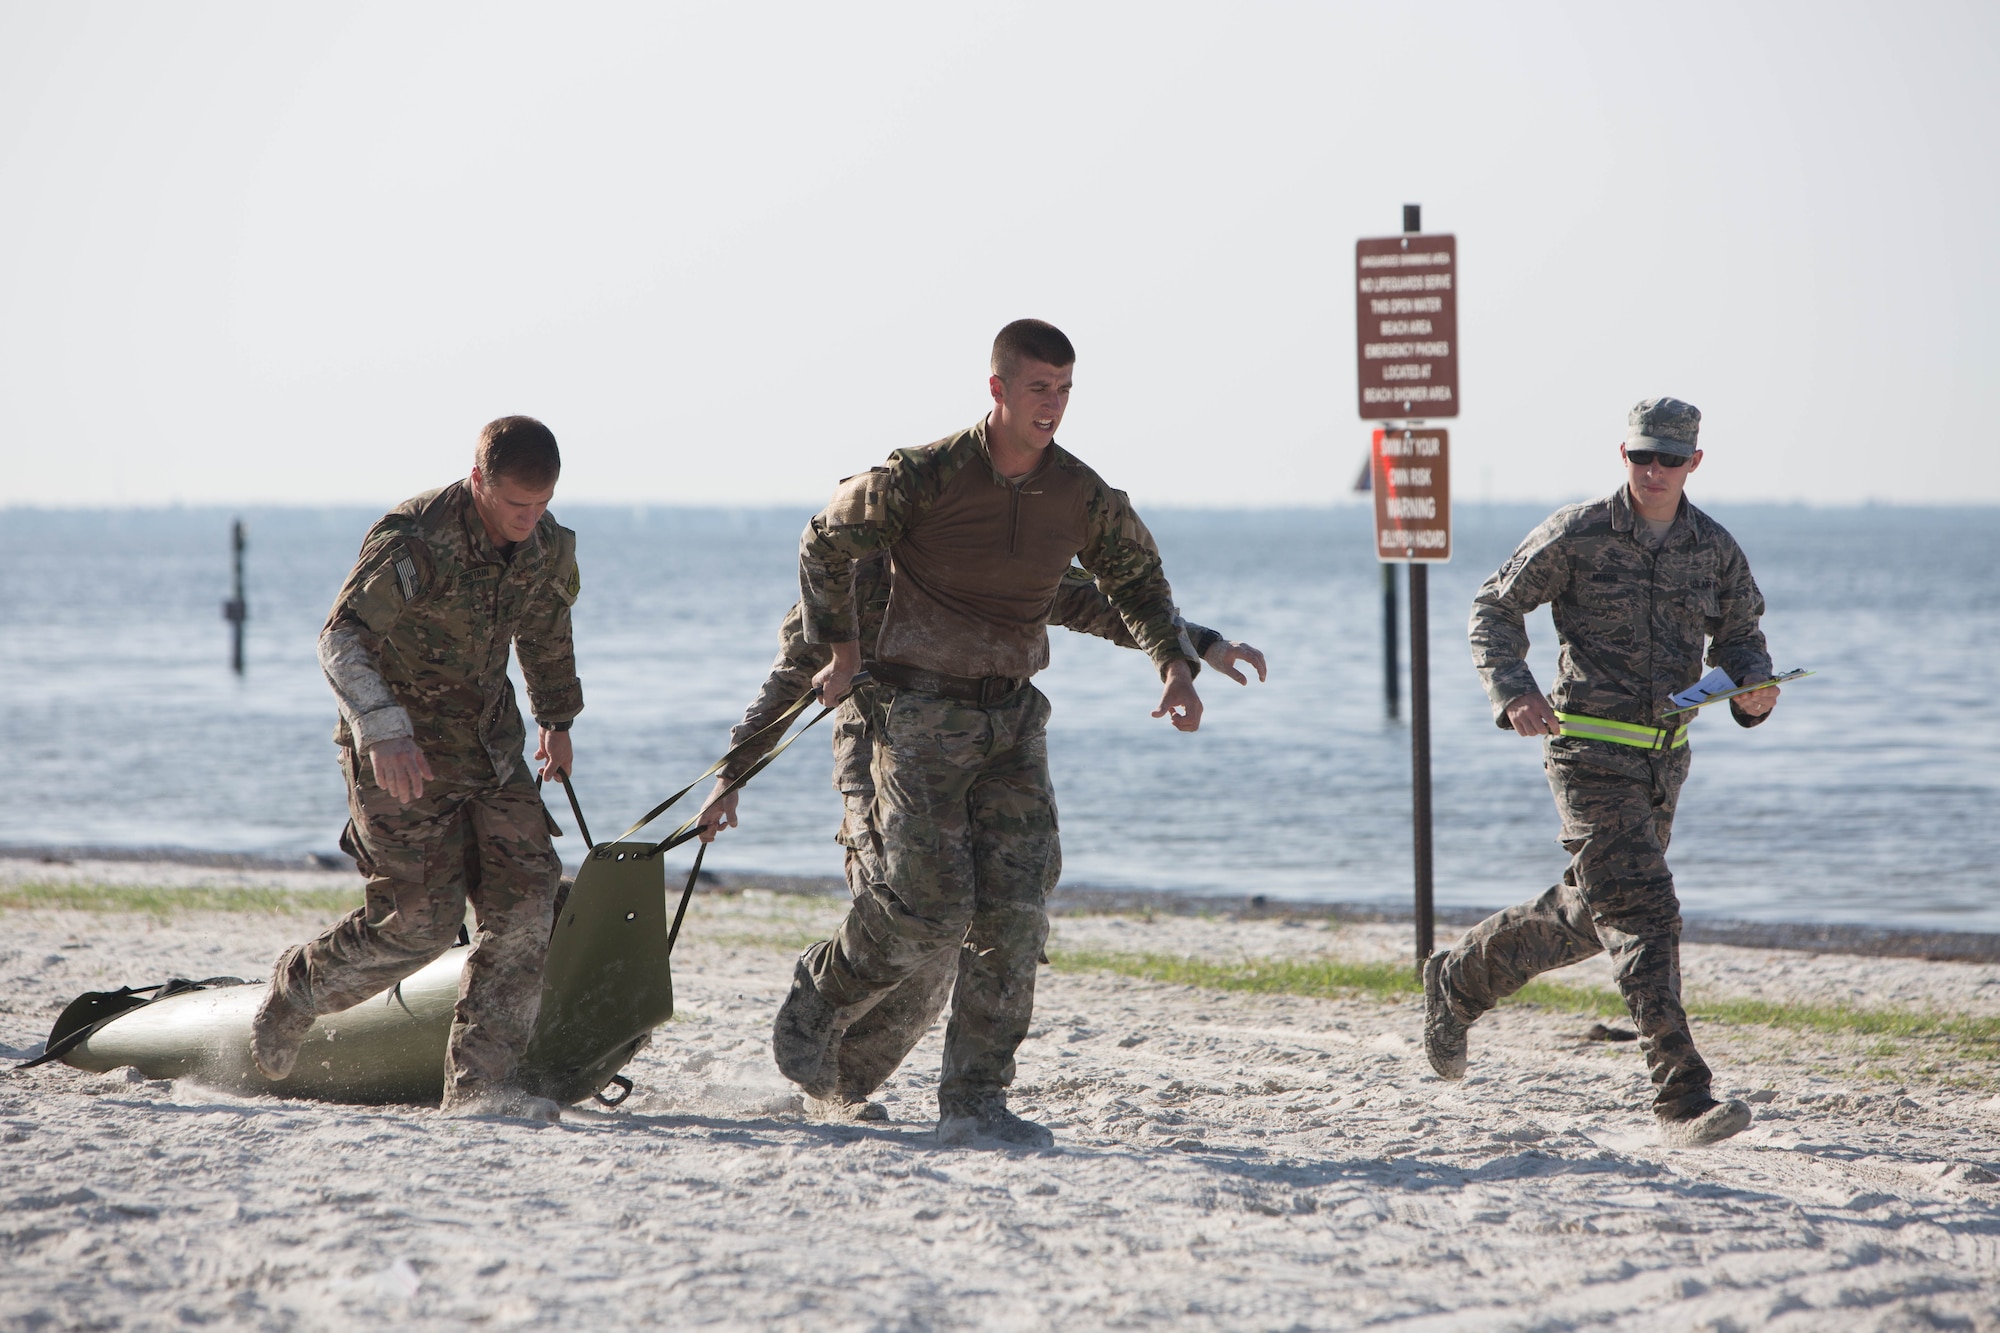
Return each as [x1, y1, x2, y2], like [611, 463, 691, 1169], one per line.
[3, 504, 1995, 930]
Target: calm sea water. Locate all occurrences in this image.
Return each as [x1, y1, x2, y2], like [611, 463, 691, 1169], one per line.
[2, 503, 1995, 930]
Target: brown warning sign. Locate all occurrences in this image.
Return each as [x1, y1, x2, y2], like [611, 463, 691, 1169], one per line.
[1372, 427, 1451, 563]
[1355, 234, 1458, 420]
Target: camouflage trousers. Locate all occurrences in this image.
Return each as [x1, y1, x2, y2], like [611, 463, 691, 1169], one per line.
[800, 685, 1060, 1113]
[264, 748, 561, 1101]
[822, 793, 959, 1099]
[1435, 743, 1713, 1115]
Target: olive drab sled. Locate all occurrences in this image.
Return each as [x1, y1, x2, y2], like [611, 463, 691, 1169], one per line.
[20, 683, 845, 1107]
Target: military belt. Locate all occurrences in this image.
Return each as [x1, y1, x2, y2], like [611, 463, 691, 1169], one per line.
[865, 660, 1028, 707]
[1554, 711, 1689, 751]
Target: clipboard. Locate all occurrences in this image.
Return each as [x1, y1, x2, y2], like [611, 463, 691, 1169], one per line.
[1661, 668, 1813, 717]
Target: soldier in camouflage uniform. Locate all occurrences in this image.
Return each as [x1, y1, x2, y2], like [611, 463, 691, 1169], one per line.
[250, 416, 583, 1122]
[698, 554, 1265, 1120]
[773, 319, 1208, 1148]
[1423, 398, 1781, 1148]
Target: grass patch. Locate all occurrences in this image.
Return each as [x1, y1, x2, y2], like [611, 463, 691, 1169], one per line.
[1688, 994, 2000, 1052]
[1048, 948, 2000, 1059]
[699, 929, 826, 952]
[1049, 949, 1422, 1002]
[0, 881, 358, 918]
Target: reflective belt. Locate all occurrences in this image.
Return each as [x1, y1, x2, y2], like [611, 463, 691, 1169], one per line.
[1553, 711, 1689, 751]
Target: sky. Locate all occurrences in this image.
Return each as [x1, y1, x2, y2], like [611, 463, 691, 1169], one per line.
[2, 1, 1995, 509]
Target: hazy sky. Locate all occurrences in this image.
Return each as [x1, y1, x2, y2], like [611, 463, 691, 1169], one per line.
[3, 2, 1995, 508]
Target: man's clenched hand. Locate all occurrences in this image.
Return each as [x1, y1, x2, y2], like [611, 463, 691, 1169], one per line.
[535, 727, 574, 784]
[696, 778, 740, 843]
[1505, 688, 1561, 737]
[368, 736, 436, 805]
[813, 640, 862, 708]
[1152, 660, 1204, 732]
[1733, 678, 1781, 718]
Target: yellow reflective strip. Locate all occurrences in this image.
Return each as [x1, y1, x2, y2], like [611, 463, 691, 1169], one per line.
[1555, 716, 1656, 742]
[1554, 712, 1691, 751]
[1554, 712, 1657, 738]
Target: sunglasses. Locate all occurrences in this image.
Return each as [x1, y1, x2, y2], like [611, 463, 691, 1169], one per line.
[1626, 450, 1689, 469]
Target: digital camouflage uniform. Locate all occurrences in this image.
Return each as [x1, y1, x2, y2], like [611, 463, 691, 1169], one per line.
[259, 481, 582, 1102]
[786, 419, 1196, 1117]
[725, 553, 1220, 1101]
[1438, 482, 1771, 1116]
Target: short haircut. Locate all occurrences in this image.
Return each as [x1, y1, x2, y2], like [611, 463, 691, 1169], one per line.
[990, 319, 1076, 379]
[475, 416, 561, 488]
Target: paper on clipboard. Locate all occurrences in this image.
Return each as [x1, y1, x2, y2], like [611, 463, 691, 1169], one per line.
[1664, 667, 1812, 715]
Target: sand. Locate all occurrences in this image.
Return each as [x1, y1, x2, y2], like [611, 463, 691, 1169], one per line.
[4, 866, 1999, 1331]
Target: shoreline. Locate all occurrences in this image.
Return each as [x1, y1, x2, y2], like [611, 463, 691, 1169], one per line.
[8, 841, 2000, 965]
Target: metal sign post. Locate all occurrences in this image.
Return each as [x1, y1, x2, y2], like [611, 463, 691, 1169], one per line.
[1357, 204, 1457, 972]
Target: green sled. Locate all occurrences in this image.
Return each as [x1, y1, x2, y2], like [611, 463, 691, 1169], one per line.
[41, 841, 679, 1107]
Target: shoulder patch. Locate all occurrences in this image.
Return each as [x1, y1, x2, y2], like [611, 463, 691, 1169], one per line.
[394, 555, 420, 601]
[825, 468, 892, 526]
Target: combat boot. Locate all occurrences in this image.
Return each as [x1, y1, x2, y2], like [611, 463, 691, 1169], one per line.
[1422, 951, 1468, 1080]
[804, 1088, 889, 1123]
[441, 1084, 561, 1125]
[249, 953, 317, 1081]
[1657, 1097, 1752, 1147]
[772, 949, 849, 1099]
[937, 1092, 1054, 1150]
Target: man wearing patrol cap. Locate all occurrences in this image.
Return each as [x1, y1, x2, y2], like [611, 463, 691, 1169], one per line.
[1423, 396, 1782, 1147]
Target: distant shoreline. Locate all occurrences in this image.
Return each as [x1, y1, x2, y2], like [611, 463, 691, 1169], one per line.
[7, 842, 1997, 965]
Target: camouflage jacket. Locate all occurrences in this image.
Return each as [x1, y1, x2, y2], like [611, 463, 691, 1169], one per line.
[799, 418, 1196, 682]
[723, 553, 1221, 786]
[319, 481, 583, 786]
[1469, 486, 1771, 738]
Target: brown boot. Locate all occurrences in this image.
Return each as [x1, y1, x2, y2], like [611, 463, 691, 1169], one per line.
[1658, 1097, 1752, 1147]
[772, 949, 850, 1099]
[249, 957, 316, 1081]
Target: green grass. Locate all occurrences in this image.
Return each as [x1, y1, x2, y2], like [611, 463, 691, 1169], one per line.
[1048, 948, 2000, 1057]
[15, 886, 1998, 1067]
[0, 881, 358, 917]
[1049, 949, 1424, 1003]
[700, 928, 826, 952]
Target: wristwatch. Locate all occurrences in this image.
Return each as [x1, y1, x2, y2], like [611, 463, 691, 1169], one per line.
[538, 718, 572, 732]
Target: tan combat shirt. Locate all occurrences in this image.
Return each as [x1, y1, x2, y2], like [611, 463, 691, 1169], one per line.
[799, 418, 1194, 683]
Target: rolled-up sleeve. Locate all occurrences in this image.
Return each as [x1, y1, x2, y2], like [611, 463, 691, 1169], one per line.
[319, 528, 419, 748]
[1469, 520, 1568, 725]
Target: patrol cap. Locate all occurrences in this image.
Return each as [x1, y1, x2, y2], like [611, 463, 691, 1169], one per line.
[1625, 396, 1701, 459]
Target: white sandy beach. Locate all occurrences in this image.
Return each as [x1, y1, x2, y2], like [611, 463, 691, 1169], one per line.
[4, 862, 1999, 1330]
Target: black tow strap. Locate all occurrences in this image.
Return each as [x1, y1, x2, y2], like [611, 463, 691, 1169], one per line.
[17, 976, 245, 1071]
[535, 769, 595, 850]
[622, 681, 853, 962]
[613, 677, 859, 856]
[558, 772, 593, 849]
